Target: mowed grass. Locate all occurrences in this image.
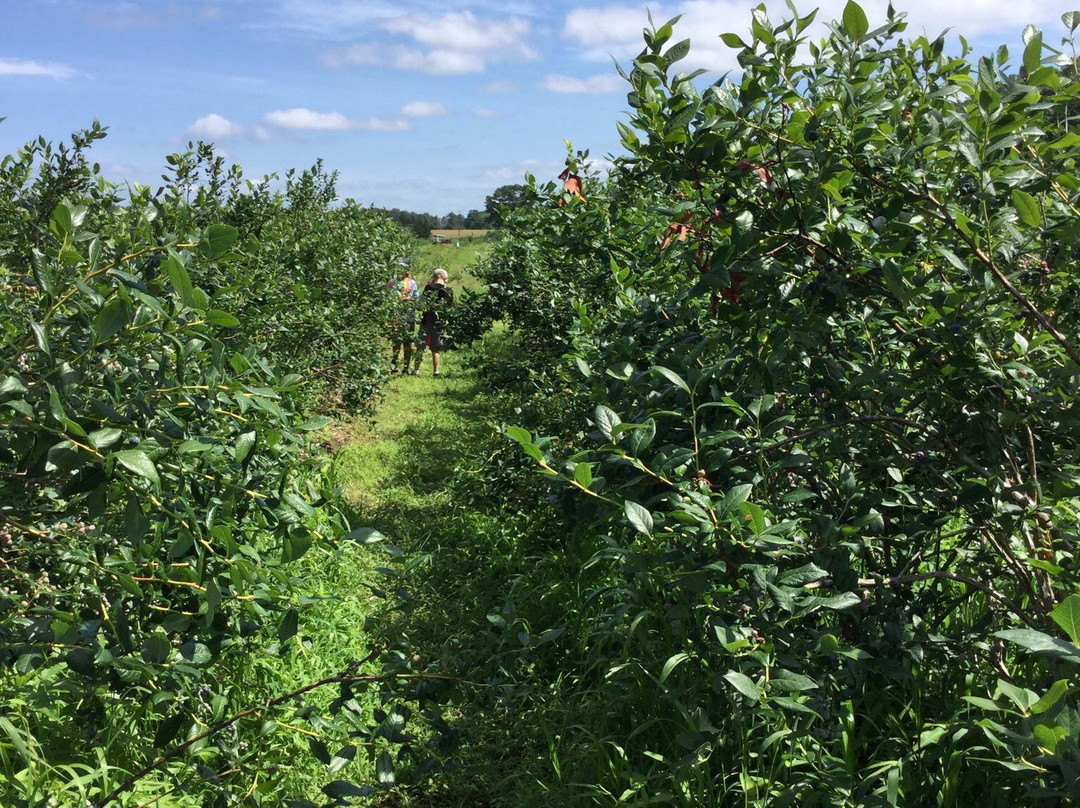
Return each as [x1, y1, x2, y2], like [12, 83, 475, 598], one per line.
[333, 349, 478, 513]
[330, 331, 576, 807]
[413, 235, 494, 292]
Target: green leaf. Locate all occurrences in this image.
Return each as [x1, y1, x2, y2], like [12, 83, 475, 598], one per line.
[297, 415, 332, 431]
[739, 501, 766, 535]
[722, 483, 753, 514]
[1034, 724, 1066, 754]
[1023, 29, 1043, 75]
[660, 652, 690, 683]
[594, 405, 621, 440]
[205, 578, 221, 620]
[723, 670, 761, 700]
[1031, 679, 1069, 715]
[1011, 189, 1042, 228]
[323, 780, 369, 798]
[625, 500, 654, 535]
[342, 527, 385, 544]
[652, 365, 691, 394]
[574, 462, 593, 488]
[842, 0, 869, 40]
[65, 648, 96, 675]
[1064, 11, 1080, 32]
[1051, 594, 1080, 645]
[200, 224, 239, 259]
[505, 426, 533, 445]
[205, 309, 240, 327]
[963, 695, 1002, 711]
[1050, 132, 1080, 149]
[747, 394, 774, 417]
[996, 628, 1080, 660]
[165, 255, 195, 307]
[234, 431, 256, 464]
[780, 563, 829, 586]
[768, 669, 819, 692]
[665, 38, 691, 64]
[278, 608, 299, 643]
[818, 592, 861, 610]
[720, 32, 748, 48]
[94, 296, 130, 342]
[112, 449, 161, 487]
[141, 634, 171, 664]
[88, 427, 123, 450]
[47, 383, 66, 425]
[52, 201, 73, 236]
[154, 714, 185, 748]
[376, 751, 395, 785]
[0, 376, 28, 398]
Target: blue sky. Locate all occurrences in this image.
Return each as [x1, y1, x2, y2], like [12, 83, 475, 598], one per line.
[1, 1, 1073, 214]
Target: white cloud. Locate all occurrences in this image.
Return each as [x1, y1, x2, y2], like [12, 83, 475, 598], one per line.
[188, 113, 242, 139]
[263, 107, 410, 132]
[542, 73, 624, 94]
[0, 57, 76, 80]
[401, 101, 450, 117]
[471, 105, 500, 118]
[323, 10, 536, 75]
[562, 1, 1068, 75]
[384, 11, 530, 52]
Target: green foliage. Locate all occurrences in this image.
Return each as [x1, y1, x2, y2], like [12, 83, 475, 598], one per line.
[488, 5, 1080, 804]
[150, 150, 413, 414]
[484, 183, 530, 225]
[0, 127, 437, 805]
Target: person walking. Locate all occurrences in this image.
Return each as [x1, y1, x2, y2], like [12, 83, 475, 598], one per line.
[389, 262, 419, 373]
[412, 268, 453, 377]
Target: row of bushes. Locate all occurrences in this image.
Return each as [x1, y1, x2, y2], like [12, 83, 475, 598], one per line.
[442, 5, 1080, 804]
[0, 125, 435, 804]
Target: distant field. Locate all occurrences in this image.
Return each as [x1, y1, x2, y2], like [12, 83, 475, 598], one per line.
[414, 235, 493, 292]
[430, 229, 492, 240]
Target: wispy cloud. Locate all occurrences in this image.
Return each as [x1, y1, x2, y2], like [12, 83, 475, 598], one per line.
[401, 101, 449, 117]
[188, 113, 243, 139]
[471, 105, 500, 118]
[481, 79, 519, 93]
[0, 57, 77, 80]
[542, 73, 624, 94]
[323, 44, 486, 75]
[263, 107, 410, 132]
[79, 1, 225, 30]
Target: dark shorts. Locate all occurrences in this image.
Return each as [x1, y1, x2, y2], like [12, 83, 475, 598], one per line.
[418, 322, 442, 352]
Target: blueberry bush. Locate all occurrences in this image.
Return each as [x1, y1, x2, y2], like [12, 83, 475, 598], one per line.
[492, 4, 1080, 803]
[0, 127, 438, 806]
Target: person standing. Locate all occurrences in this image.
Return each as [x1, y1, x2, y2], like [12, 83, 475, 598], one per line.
[389, 262, 419, 373]
[412, 268, 453, 377]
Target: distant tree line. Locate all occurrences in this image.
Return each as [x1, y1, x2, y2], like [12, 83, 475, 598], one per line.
[375, 207, 493, 237]
[373, 182, 532, 237]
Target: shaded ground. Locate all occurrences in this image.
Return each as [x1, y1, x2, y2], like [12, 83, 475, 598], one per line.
[332, 335, 565, 807]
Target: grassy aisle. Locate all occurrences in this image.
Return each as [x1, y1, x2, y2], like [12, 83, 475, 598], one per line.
[333, 336, 556, 806]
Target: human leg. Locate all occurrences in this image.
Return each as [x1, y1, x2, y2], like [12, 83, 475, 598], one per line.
[413, 325, 430, 373]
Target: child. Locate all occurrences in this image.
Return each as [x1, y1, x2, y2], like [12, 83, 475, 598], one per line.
[389, 262, 419, 373]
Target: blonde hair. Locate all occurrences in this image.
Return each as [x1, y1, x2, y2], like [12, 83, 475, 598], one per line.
[432, 268, 448, 283]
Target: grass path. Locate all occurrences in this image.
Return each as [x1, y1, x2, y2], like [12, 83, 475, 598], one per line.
[332, 334, 550, 806]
